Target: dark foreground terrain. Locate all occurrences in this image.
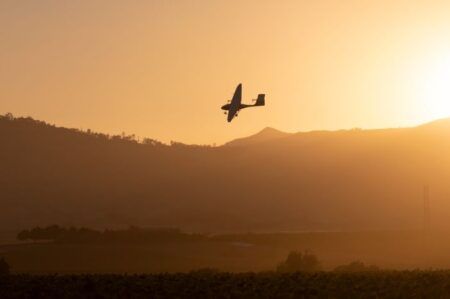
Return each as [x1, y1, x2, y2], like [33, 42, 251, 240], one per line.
[1, 271, 450, 299]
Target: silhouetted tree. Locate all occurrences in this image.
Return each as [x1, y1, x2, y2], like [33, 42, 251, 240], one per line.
[143, 138, 164, 146]
[4, 112, 14, 120]
[0, 258, 10, 275]
[276, 251, 322, 273]
[17, 229, 30, 241]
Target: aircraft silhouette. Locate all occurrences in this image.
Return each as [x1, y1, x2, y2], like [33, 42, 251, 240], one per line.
[221, 84, 265, 122]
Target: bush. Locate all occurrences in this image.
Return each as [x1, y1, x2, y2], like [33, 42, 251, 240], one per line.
[276, 250, 322, 273]
[0, 258, 10, 275]
[334, 261, 379, 272]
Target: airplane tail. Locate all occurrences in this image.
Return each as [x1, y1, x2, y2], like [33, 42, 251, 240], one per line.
[254, 94, 265, 106]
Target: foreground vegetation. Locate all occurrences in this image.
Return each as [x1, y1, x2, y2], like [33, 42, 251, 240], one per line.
[1, 271, 450, 298]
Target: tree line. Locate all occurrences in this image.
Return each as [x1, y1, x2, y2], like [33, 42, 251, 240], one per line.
[0, 113, 215, 148]
[276, 250, 380, 273]
[17, 225, 206, 244]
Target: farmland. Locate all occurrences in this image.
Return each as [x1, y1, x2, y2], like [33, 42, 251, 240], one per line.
[1, 271, 450, 298]
[3, 229, 450, 274]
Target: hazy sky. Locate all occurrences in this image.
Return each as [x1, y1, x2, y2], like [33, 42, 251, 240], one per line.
[2, 0, 450, 144]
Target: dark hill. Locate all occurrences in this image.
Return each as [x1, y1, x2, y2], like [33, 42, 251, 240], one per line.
[2, 113, 450, 232]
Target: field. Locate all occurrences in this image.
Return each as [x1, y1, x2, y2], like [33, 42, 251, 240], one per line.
[2, 230, 450, 274]
[1, 271, 450, 299]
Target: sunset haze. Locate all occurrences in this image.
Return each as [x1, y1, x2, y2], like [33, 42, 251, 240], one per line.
[3, 1, 450, 144]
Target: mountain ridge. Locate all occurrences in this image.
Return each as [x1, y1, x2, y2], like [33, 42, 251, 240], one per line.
[2, 113, 450, 233]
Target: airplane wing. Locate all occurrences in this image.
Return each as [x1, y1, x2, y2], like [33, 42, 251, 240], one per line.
[227, 84, 242, 122]
[227, 107, 238, 122]
[230, 83, 242, 106]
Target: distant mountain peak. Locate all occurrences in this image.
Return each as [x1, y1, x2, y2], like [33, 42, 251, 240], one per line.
[258, 127, 283, 135]
[225, 127, 291, 147]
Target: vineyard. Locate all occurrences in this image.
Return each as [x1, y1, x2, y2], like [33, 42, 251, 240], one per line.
[1, 271, 450, 298]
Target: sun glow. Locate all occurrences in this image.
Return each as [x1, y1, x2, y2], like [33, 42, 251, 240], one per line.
[416, 54, 450, 121]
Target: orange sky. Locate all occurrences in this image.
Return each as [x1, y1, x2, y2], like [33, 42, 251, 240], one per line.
[2, 0, 450, 144]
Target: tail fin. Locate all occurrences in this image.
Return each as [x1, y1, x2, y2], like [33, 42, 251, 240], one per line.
[254, 94, 265, 106]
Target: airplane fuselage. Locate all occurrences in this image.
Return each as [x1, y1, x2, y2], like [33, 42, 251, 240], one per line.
[221, 104, 252, 111]
[221, 84, 265, 122]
